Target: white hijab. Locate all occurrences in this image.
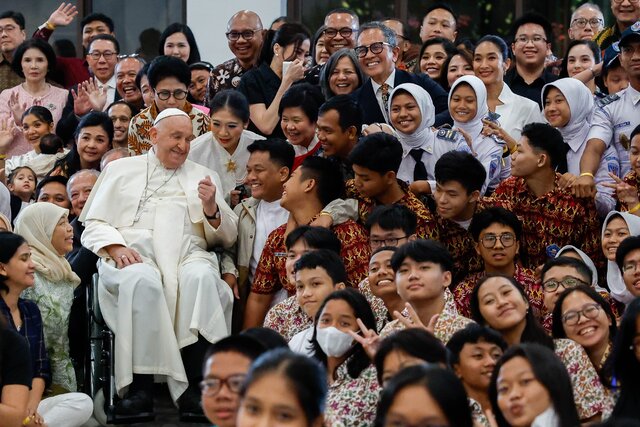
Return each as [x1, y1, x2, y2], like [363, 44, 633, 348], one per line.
[449, 75, 489, 142]
[556, 245, 606, 292]
[14, 202, 80, 287]
[388, 83, 435, 149]
[542, 78, 594, 153]
[603, 211, 640, 304]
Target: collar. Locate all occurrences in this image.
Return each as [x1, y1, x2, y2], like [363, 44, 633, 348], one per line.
[149, 101, 193, 120]
[96, 73, 116, 89]
[498, 82, 515, 103]
[292, 135, 320, 156]
[517, 173, 561, 197]
[627, 84, 640, 105]
[507, 66, 553, 85]
[371, 69, 396, 94]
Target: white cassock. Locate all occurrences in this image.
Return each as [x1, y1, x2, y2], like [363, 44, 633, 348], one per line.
[188, 129, 264, 202]
[80, 150, 238, 402]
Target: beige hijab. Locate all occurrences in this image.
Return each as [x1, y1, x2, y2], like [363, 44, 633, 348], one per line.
[14, 203, 80, 287]
[0, 213, 11, 232]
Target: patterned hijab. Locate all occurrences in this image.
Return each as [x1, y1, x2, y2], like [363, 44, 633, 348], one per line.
[542, 78, 594, 153]
[602, 211, 640, 304]
[449, 75, 489, 142]
[388, 83, 435, 149]
[14, 203, 80, 287]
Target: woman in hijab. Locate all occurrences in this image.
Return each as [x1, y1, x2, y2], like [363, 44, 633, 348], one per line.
[449, 75, 506, 194]
[13, 203, 81, 393]
[601, 211, 640, 305]
[542, 78, 619, 217]
[387, 83, 471, 195]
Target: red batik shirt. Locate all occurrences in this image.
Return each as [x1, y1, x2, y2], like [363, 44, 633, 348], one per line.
[251, 220, 371, 296]
[486, 175, 603, 270]
[620, 170, 640, 211]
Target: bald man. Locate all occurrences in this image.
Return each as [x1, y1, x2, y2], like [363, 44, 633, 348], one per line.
[81, 108, 238, 420]
[206, 10, 265, 105]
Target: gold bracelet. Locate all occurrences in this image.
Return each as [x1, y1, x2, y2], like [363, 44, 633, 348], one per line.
[579, 172, 595, 179]
[319, 211, 332, 217]
[0, 154, 6, 160]
[629, 202, 640, 214]
[22, 416, 32, 426]
[44, 21, 56, 30]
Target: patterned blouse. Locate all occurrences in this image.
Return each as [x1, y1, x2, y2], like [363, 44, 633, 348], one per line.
[453, 265, 544, 321]
[486, 175, 603, 270]
[431, 212, 484, 282]
[470, 398, 491, 427]
[324, 362, 380, 427]
[127, 101, 210, 155]
[554, 338, 608, 420]
[251, 220, 371, 295]
[21, 271, 76, 392]
[263, 295, 312, 341]
[358, 278, 389, 332]
[344, 179, 438, 240]
[380, 289, 474, 344]
[205, 58, 249, 106]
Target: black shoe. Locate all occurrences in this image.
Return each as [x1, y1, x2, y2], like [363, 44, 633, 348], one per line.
[177, 386, 207, 423]
[112, 389, 155, 417]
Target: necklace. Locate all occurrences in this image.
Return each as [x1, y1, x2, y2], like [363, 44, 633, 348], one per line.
[133, 152, 178, 222]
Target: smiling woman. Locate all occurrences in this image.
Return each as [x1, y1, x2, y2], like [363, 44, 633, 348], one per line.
[0, 39, 68, 159]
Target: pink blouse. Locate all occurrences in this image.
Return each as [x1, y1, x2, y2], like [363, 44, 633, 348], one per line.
[0, 83, 68, 158]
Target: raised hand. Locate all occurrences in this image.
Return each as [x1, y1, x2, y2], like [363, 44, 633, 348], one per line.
[84, 78, 107, 112]
[393, 302, 438, 335]
[198, 175, 219, 218]
[603, 172, 640, 208]
[0, 118, 15, 154]
[349, 318, 381, 360]
[72, 82, 92, 116]
[47, 2, 78, 27]
[8, 91, 26, 126]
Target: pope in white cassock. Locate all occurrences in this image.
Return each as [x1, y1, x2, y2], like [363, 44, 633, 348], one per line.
[80, 108, 238, 419]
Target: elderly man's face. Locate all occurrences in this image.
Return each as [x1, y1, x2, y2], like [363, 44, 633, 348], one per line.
[611, 0, 640, 26]
[227, 13, 263, 66]
[568, 7, 604, 40]
[324, 12, 358, 53]
[69, 173, 98, 217]
[356, 28, 398, 83]
[116, 58, 143, 104]
[87, 39, 118, 83]
[0, 17, 26, 56]
[150, 115, 195, 169]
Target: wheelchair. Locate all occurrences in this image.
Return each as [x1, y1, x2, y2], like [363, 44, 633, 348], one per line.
[86, 273, 155, 425]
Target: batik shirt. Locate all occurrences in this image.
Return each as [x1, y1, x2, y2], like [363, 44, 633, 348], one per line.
[621, 170, 640, 211]
[263, 295, 312, 341]
[251, 219, 370, 296]
[128, 101, 210, 155]
[205, 58, 249, 106]
[380, 289, 473, 344]
[486, 175, 602, 270]
[358, 278, 390, 332]
[324, 363, 380, 427]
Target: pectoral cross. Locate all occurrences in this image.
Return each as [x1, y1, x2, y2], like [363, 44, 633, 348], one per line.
[226, 159, 237, 172]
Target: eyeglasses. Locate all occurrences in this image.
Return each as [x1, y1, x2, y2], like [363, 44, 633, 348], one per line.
[0, 24, 19, 34]
[88, 50, 117, 60]
[562, 303, 602, 326]
[324, 27, 354, 39]
[199, 374, 246, 397]
[623, 260, 640, 274]
[354, 42, 393, 58]
[479, 233, 516, 249]
[542, 277, 588, 293]
[571, 18, 604, 28]
[369, 236, 409, 248]
[154, 89, 188, 101]
[514, 35, 547, 45]
[225, 29, 261, 41]
[613, 0, 639, 3]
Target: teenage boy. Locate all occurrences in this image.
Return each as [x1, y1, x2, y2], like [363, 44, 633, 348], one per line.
[366, 246, 404, 330]
[541, 256, 593, 314]
[432, 151, 487, 281]
[455, 207, 543, 319]
[446, 324, 507, 427]
[201, 335, 266, 427]
[317, 95, 362, 180]
[488, 123, 602, 270]
[263, 226, 342, 340]
[245, 156, 370, 328]
[289, 250, 348, 355]
[380, 239, 473, 344]
[616, 235, 640, 298]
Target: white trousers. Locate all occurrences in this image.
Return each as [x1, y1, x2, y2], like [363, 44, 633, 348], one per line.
[39, 393, 93, 427]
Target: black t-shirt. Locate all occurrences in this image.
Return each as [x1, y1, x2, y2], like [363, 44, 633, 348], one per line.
[238, 62, 287, 139]
[0, 328, 32, 389]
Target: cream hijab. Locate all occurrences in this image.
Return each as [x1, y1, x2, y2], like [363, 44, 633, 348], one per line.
[542, 78, 593, 153]
[603, 211, 640, 304]
[388, 83, 435, 149]
[14, 203, 80, 287]
[449, 75, 489, 142]
[556, 245, 606, 292]
[0, 213, 11, 232]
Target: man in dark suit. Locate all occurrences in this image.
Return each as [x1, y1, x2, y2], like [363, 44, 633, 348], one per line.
[351, 21, 451, 127]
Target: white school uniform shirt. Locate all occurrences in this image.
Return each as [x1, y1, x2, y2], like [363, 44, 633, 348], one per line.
[495, 82, 544, 142]
[250, 199, 288, 280]
[587, 84, 640, 178]
[289, 326, 314, 356]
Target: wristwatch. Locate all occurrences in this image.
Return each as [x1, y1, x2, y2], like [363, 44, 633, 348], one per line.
[205, 207, 221, 220]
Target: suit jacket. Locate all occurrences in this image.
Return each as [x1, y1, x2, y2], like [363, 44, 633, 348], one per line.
[352, 69, 451, 127]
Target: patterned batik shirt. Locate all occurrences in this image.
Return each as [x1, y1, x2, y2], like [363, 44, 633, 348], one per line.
[345, 179, 438, 240]
[205, 58, 249, 106]
[486, 175, 603, 270]
[128, 101, 210, 155]
[380, 289, 474, 344]
[251, 220, 371, 296]
[324, 363, 380, 427]
[263, 295, 312, 341]
[621, 170, 640, 211]
[358, 278, 390, 332]
[453, 264, 544, 321]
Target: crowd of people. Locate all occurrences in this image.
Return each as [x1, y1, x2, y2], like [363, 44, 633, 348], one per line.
[1, 1, 640, 426]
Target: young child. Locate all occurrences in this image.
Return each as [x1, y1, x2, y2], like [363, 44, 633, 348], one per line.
[7, 166, 36, 224]
[288, 249, 347, 355]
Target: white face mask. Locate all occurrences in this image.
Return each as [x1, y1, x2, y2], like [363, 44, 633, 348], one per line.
[316, 326, 355, 358]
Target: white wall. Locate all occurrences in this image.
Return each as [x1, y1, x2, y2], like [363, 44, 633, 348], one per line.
[186, 0, 287, 66]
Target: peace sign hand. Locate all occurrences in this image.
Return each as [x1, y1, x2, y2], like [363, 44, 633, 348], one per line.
[348, 318, 381, 360]
[603, 172, 639, 208]
[393, 302, 439, 335]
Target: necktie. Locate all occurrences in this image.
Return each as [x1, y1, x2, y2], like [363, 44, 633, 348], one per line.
[380, 83, 390, 114]
[409, 149, 428, 181]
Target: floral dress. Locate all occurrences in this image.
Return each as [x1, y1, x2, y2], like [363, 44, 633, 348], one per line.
[22, 271, 76, 392]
